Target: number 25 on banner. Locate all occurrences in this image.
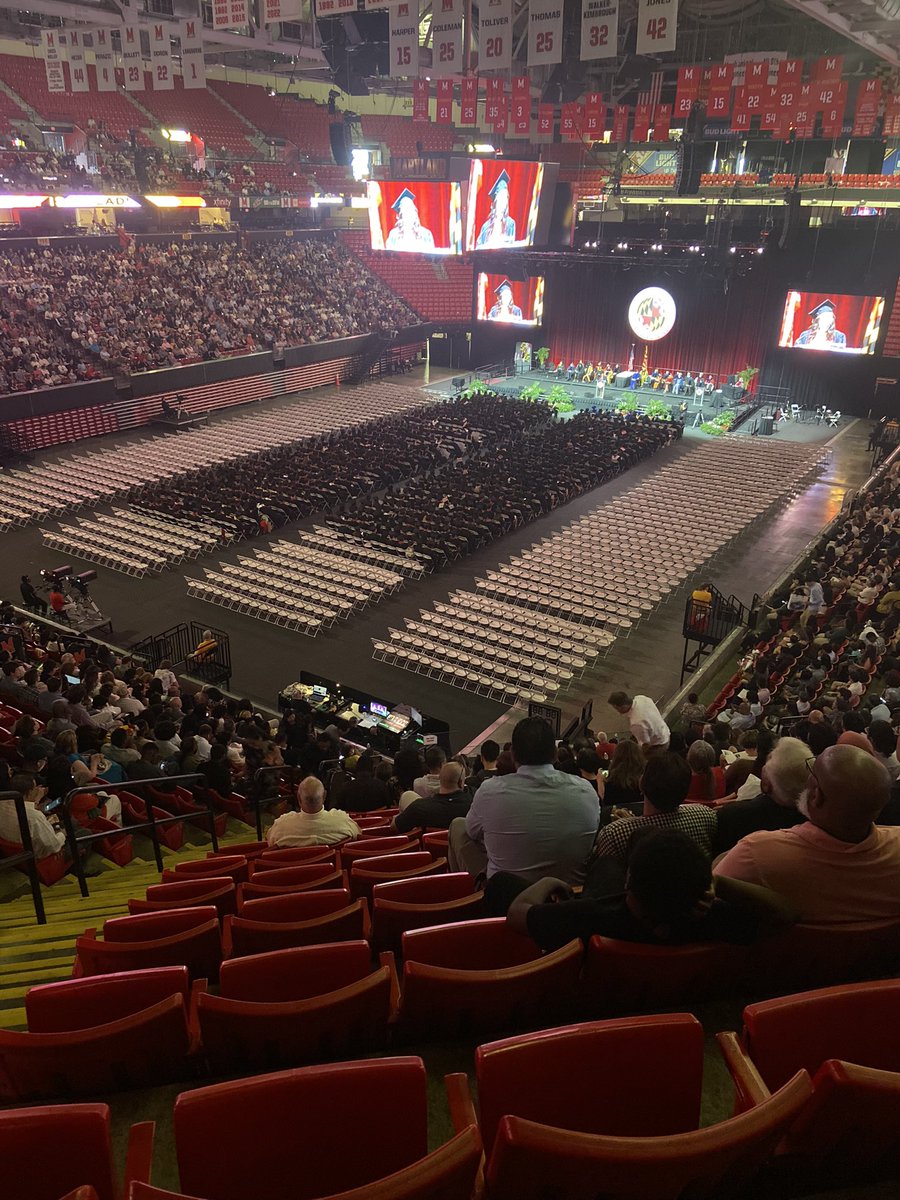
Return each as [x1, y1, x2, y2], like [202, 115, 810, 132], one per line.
[636, 0, 677, 54]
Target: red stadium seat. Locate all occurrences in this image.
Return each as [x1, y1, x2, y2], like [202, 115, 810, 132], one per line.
[236, 887, 351, 921]
[129, 878, 237, 919]
[349, 852, 446, 903]
[339, 836, 418, 869]
[25, 966, 192, 1032]
[248, 846, 337, 874]
[0, 1102, 153, 1200]
[223, 898, 370, 957]
[206, 841, 267, 860]
[164, 855, 249, 886]
[399, 918, 583, 1038]
[74, 908, 222, 981]
[371, 873, 482, 953]
[422, 830, 450, 859]
[582, 935, 745, 1013]
[120, 793, 184, 852]
[747, 921, 900, 992]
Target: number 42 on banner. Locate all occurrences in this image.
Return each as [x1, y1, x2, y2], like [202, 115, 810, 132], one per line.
[636, 0, 677, 54]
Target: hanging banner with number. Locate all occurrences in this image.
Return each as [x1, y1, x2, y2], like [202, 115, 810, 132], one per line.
[528, 0, 563, 67]
[793, 84, 815, 139]
[412, 78, 430, 120]
[706, 63, 733, 120]
[480, 0, 513, 73]
[493, 97, 509, 133]
[121, 24, 145, 91]
[212, 0, 247, 28]
[485, 92, 503, 124]
[652, 103, 671, 140]
[536, 104, 554, 140]
[512, 75, 529, 96]
[510, 94, 530, 135]
[580, 0, 617, 61]
[883, 95, 900, 138]
[180, 19, 206, 89]
[149, 23, 174, 90]
[486, 77, 504, 97]
[612, 104, 629, 142]
[852, 79, 881, 137]
[460, 76, 478, 123]
[436, 78, 453, 122]
[431, 0, 464, 77]
[812, 55, 843, 83]
[759, 86, 779, 131]
[42, 29, 66, 94]
[777, 59, 802, 85]
[820, 87, 846, 138]
[67, 30, 89, 93]
[632, 102, 651, 141]
[389, 1, 419, 77]
[584, 92, 605, 137]
[92, 28, 116, 92]
[674, 65, 699, 118]
[560, 102, 579, 139]
[315, 0, 356, 12]
[264, 0, 303, 20]
[730, 89, 751, 132]
[636, 0, 676, 55]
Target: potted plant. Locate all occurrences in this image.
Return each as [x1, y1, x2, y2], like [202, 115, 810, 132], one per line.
[644, 397, 671, 420]
[520, 382, 545, 402]
[535, 346, 551, 369]
[700, 409, 737, 436]
[547, 384, 574, 412]
[737, 365, 758, 391]
[461, 378, 490, 399]
[616, 395, 639, 415]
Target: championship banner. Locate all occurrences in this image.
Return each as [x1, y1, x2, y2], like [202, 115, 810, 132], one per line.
[150, 23, 174, 91]
[580, 0, 618, 62]
[536, 104, 554, 140]
[264, 0, 303, 18]
[460, 76, 478, 123]
[480, 0, 513, 73]
[632, 101, 651, 142]
[212, 0, 248, 28]
[121, 24, 145, 91]
[528, 0, 563, 68]
[812, 55, 843, 83]
[436, 78, 453, 123]
[674, 65, 700, 118]
[42, 29, 66, 94]
[67, 30, 89, 93]
[884, 95, 900, 139]
[93, 28, 116, 93]
[389, 2, 418, 77]
[852, 79, 881, 138]
[777, 58, 802, 85]
[636, 0, 677, 55]
[652, 103, 671, 140]
[431, 0, 464, 77]
[510, 95, 530, 136]
[181, 19, 207, 89]
[612, 103, 629, 143]
[315, 0, 356, 13]
[412, 78, 430, 120]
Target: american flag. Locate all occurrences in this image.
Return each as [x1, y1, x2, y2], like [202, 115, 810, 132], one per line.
[638, 70, 664, 116]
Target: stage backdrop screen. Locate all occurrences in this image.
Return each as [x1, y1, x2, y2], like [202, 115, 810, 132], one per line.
[367, 180, 462, 254]
[465, 160, 545, 251]
[778, 290, 884, 355]
[476, 272, 545, 325]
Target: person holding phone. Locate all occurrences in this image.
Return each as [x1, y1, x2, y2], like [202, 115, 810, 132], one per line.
[0, 775, 67, 860]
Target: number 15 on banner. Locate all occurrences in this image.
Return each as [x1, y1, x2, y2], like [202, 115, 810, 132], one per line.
[636, 0, 677, 54]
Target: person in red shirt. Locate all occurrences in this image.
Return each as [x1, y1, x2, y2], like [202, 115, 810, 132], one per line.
[48, 584, 68, 621]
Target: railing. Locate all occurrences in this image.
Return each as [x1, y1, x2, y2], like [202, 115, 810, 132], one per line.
[0, 790, 47, 925]
[60, 774, 210, 899]
[248, 764, 303, 840]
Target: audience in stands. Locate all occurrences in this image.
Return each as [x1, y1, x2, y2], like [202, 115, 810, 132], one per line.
[393, 761, 470, 833]
[266, 775, 359, 848]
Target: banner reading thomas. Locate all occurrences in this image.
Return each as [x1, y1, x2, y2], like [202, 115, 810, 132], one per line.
[367, 181, 462, 254]
[465, 159, 545, 251]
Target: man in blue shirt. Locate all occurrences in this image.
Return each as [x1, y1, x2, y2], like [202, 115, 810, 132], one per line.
[448, 717, 599, 887]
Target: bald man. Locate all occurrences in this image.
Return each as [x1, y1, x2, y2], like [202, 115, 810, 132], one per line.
[266, 776, 361, 848]
[714, 745, 900, 927]
[392, 761, 471, 833]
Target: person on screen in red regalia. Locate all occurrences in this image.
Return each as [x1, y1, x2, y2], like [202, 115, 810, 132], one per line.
[488, 280, 523, 322]
[477, 171, 518, 248]
[385, 188, 435, 251]
[795, 299, 847, 349]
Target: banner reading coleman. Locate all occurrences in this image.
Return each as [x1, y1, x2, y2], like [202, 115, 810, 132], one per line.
[580, 0, 617, 62]
[431, 0, 464, 77]
[180, 19, 207, 89]
[528, 0, 563, 67]
[636, 0, 677, 55]
[389, 2, 419, 77]
[480, 0, 513, 74]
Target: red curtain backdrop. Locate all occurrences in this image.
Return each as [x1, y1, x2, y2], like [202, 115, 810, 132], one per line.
[476, 272, 543, 324]
[368, 181, 457, 252]
[465, 159, 543, 251]
[778, 291, 882, 353]
[543, 262, 776, 378]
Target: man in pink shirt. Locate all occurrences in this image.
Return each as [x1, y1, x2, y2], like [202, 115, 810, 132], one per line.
[714, 745, 900, 928]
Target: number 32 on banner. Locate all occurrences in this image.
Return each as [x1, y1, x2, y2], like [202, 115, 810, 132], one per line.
[589, 24, 608, 46]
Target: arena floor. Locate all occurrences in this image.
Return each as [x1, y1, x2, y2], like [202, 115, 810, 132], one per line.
[0, 370, 875, 748]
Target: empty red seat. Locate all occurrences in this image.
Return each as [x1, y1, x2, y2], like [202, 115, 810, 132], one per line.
[236, 887, 351, 921]
[129, 878, 236, 919]
[25, 966, 191, 1032]
[224, 898, 370, 957]
[74, 907, 222, 981]
[206, 840, 267, 860]
[165, 854, 249, 886]
[350, 852, 446, 903]
[339, 836, 418, 869]
[120, 793, 184, 852]
[583, 935, 745, 1013]
[249, 846, 337, 875]
[372, 873, 482, 953]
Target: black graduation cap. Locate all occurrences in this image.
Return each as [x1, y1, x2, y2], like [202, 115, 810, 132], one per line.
[809, 298, 836, 317]
[391, 187, 417, 211]
[488, 169, 511, 197]
[494, 278, 514, 296]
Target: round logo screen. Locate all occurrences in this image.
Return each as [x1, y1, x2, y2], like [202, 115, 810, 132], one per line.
[628, 287, 677, 341]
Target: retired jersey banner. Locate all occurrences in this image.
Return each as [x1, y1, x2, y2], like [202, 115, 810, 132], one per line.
[264, 0, 303, 19]
[632, 102, 651, 142]
[511, 95, 530, 135]
[745, 60, 768, 87]
[93, 28, 116, 92]
[652, 103, 671, 140]
[706, 62, 733, 119]
[636, 0, 677, 55]
[67, 29, 89, 93]
[772, 85, 797, 138]
[389, 2, 418, 77]
[486, 77, 505, 98]
[581, 0, 618, 61]
[560, 102, 581, 139]
[480, 0, 513, 73]
[150, 22, 174, 91]
[584, 92, 605, 137]
[528, 0, 563, 67]
[730, 91, 751, 133]
[820, 85, 846, 138]
[431, 0, 464, 77]
[460, 76, 478, 123]
[180, 19, 206, 89]
[612, 103, 629, 143]
[759, 87, 779, 131]
[777, 58, 802, 85]
[121, 24, 145, 91]
[674, 65, 700, 118]
[853, 79, 881, 137]
[512, 75, 529, 97]
[812, 55, 843, 83]
[536, 104, 554, 140]
[436, 78, 453, 123]
[42, 29, 66, 94]
[793, 84, 815, 139]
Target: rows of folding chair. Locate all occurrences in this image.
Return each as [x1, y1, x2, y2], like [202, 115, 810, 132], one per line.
[40, 526, 167, 578]
[307, 525, 431, 578]
[40, 511, 221, 578]
[185, 571, 328, 636]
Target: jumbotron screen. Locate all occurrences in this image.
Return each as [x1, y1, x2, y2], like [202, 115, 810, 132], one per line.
[465, 160, 545, 251]
[778, 290, 884, 355]
[366, 180, 462, 255]
[476, 273, 545, 326]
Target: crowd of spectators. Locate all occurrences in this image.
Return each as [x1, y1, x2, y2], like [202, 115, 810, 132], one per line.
[0, 237, 418, 390]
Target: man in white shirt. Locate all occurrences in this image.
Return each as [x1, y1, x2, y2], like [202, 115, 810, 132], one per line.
[0, 778, 66, 860]
[266, 777, 361, 848]
[413, 745, 446, 798]
[608, 691, 669, 754]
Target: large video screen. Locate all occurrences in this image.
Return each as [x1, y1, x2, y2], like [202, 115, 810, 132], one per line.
[476, 272, 545, 326]
[367, 180, 462, 254]
[465, 160, 545, 251]
[778, 291, 884, 355]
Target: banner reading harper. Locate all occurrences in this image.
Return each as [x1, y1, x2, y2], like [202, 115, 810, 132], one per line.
[389, 1, 419, 77]
[636, 0, 677, 55]
[42, 29, 66, 94]
[580, 0, 617, 62]
[480, 0, 513, 73]
[528, 0, 563, 67]
[431, 0, 465, 77]
[180, 19, 207, 89]
[93, 28, 116, 93]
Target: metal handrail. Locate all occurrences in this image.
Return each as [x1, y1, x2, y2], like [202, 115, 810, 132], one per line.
[0, 790, 46, 924]
[60, 773, 208, 899]
[249, 764, 301, 840]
